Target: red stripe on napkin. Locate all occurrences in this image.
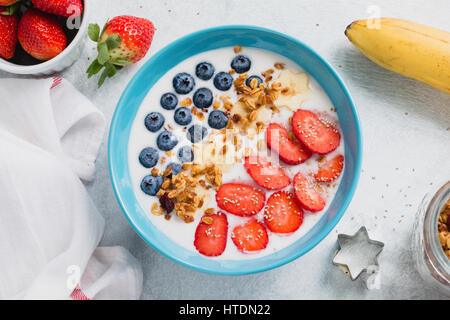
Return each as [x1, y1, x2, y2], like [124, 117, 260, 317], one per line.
[70, 285, 90, 300]
[51, 77, 63, 89]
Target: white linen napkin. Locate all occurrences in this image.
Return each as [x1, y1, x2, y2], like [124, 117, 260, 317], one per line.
[0, 77, 142, 300]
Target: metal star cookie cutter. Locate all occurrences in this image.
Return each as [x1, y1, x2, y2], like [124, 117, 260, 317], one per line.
[333, 226, 384, 280]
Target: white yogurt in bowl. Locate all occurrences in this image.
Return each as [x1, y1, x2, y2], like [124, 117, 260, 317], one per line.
[128, 46, 344, 260]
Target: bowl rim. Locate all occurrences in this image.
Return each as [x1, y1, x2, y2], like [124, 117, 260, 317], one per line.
[108, 25, 363, 275]
[0, 0, 90, 74]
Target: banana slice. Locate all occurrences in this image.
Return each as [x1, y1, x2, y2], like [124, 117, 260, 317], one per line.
[193, 184, 211, 217]
[272, 70, 311, 111]
[254, 104, 273, 124]
[232, 100, 273, 129]
[192, 133, 234, 172]
[230, 100, 247, 121]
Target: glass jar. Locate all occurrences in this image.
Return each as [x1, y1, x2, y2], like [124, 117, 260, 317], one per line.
[412, 181, 450, 297]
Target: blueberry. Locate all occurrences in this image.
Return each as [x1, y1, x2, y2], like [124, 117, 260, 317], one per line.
[144, 112, 165, 132]
[178, 146, 194, 163]
[231, 55, 251, 73]
[213, 72, 233, 91]
[187, 125, 208, 143]
[208, 110, 228, 129]
[140, 175, 163, 196]
[173, 72, 195, 94]
[195, 62, 215, 80]
[166, 163, 183, 176]
[193, 87, 213, 109]
[138, 147, 159, 168]
[157, 131, 179, 151]
[174, 107, 192, 126]
[245, 75, 263, 87]
[160, 92, 178, 110]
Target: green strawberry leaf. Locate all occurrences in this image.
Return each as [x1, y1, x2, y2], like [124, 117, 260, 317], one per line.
[97, 42, 110, 65]
[98, 68, 109, 88]
[87, 19, 129, 89]
[111, 59, 132, 66]
[86, 59, 103, 78]
[106, 34, 121, 50]
[88, 24, 100, 42]
[105, 62, 117, 77]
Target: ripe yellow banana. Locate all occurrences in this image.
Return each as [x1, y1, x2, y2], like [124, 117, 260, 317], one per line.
[345, 18, 450, 95]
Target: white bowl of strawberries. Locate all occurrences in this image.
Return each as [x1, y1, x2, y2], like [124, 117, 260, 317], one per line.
[0, 0, 89, 75]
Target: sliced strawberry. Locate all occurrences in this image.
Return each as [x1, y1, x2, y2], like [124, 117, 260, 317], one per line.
[293, 173, 326, 212]
[292, 109, 341, 155]
[244, 156, 290, 190]
[194, 212, 228, 257]
[231, 220, 268, 253]
[216, 183, 265, 217]
[315, 155, 344, 183]
[266, 123, 312, 165]
[264, 191, 304, 234]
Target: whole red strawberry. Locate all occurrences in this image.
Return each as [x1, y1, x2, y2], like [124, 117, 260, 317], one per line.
[32, 0, 83, 18]
[18, 9, 67, 61]
[0, 0, 21, 6]
[87, 15, 155, 87]
[0, 6, 18, 60]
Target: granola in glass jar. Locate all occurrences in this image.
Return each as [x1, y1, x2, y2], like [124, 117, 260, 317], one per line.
[438, 199, 450, 259]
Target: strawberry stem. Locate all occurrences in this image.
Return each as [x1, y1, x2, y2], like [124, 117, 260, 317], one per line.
[86, 22, 126, 88]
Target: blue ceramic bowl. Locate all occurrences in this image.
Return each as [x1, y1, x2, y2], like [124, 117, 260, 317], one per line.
[109, 25, 362, 275]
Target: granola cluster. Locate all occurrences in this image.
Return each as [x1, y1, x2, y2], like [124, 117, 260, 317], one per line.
[209, 62, 289, 134]
[151, 163, 223, 223]
[231, 71, 285, 130]
[438, 199, 450, 259]
[179, 96, 209, 122]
